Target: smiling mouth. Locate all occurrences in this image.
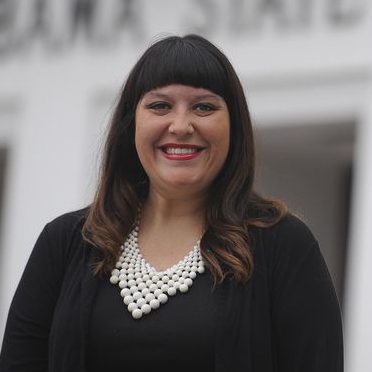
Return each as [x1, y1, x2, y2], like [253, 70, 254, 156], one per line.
[159, 144, 206, 160]
[159, 143, 206, 153]
[162, 147, 204, 154]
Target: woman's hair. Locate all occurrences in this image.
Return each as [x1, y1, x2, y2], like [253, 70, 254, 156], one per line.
[82, 34, 288, 286]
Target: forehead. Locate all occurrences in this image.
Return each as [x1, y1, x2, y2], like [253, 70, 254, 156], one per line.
[142, 84, 224, 101]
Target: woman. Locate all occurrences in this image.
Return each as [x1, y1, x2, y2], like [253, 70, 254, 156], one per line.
[0, 35, 343, 371]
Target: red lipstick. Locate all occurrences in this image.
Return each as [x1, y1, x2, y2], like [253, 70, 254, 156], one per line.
[159, 143, 205, 161]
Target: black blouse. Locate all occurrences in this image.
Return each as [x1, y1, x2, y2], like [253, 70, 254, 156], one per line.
[86, 268, 217, 371]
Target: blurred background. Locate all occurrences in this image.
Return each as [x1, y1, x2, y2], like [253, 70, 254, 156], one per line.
[0, 0, 371, 370]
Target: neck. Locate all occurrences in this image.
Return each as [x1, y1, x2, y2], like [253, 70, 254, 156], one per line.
[140, 187, 206, 232]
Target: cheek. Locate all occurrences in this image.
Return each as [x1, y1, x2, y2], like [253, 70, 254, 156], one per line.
[209, 120, 230, 158]
[221, 116, 231, 154]
[134, 118, 166, 168]
[135, 111, 165, 144]
[135, 115, 154, 152]
[134, 127, 151, 170]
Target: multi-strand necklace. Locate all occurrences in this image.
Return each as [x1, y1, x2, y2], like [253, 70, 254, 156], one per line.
[110, 223, 205, 319]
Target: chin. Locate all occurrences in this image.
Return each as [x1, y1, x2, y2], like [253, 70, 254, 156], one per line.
[162, 175, 209, 191]
[166, 178, 201, 187]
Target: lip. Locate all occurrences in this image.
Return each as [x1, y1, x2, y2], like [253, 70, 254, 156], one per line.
[159, 143, 205, 149]
[158, 143, 206, 161]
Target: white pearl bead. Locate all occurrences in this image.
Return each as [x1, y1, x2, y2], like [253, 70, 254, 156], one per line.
[184, 278, 193, 286]
[168, 280, 175, 286]
[158, 293, 168, 304]
[161, 284, 169, 292]
[143, 274, 150, 281]
[141, 304, 151, 314]
[154, 289, 162, 298]
[146, 280, 153, 286]
[119, 280, 128, 289]
[149, 299, 160, 309]
[130, 286, 138, 294]
[127, 279, 136, 287]
[109, 276, 119, 284]
[197, 266, 205, 274]
[145, 293, 155, 302]
[137, 282, 146, 291]
[132, 309, 143, 319]
[152, 275, 160, 282]
[137, 298, 146, 307]
[182, 271, 189, 278]
[120, 288, 131, 297]
[128, 302, 138, 312]
[189, 271, 197, 279]
[149, 284, 158, 292]
[179, 284, 189, 293]
[123, 295, 134, 305]
[172, 274, 179, 281]
[162, 275, 169, 283]
[141, 288, 150, 296]
[167, 287, 177, 296]
[157, 281, 164, 288]
[133, 291, 142, 301]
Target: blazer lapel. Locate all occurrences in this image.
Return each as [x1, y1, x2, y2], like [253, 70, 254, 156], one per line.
[79, 244, 101, 371]
[214, 278, 254, 372]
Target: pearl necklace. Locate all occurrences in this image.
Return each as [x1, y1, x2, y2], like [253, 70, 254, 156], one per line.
[109, 224, 205, 319]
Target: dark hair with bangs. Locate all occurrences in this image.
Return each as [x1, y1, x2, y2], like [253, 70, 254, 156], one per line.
[82, 34, 288, 286]
[129, 35, 231, 108]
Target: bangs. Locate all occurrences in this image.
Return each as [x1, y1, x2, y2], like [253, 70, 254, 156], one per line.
[132, 37, 230, 103]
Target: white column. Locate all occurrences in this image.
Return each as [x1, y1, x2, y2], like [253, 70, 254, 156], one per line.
[0, 59, 90, 346]
[344, 83, 372, 371]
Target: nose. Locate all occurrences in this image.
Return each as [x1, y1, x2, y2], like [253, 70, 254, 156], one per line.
[168, 112, 194, 136]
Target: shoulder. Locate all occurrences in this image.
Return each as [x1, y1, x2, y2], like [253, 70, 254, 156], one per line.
[251, 212, 317, 246]
[22, 208, 91, 281]
[249, 213, 320, 268]
[269, 213, 317, 245]
[44, 207, 89, 237]
[35, 207, 90, 262]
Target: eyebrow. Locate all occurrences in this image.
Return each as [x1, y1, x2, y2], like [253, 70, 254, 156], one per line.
[143, 92, 223, 101]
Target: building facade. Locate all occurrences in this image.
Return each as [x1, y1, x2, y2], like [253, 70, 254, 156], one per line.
[0, 1, 371, 370]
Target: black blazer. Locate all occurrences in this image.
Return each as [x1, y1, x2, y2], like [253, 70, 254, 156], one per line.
[0, 209, 343, 371]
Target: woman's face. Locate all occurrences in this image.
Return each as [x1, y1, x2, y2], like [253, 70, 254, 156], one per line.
[135, 84, 230, 198]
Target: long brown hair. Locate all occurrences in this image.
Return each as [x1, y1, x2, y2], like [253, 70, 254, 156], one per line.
[82, 34, 288, 286]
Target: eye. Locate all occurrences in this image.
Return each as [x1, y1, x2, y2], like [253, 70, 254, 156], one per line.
[147, 102, 171, 111]
[193, 103, 216, 114]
